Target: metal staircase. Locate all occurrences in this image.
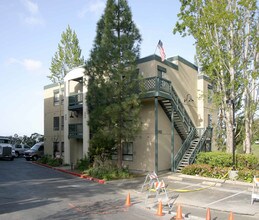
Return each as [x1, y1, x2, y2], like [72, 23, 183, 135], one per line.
[143, 76, 212, 172]
[176, 138, 199, 172]
[157, 80, 210, 172]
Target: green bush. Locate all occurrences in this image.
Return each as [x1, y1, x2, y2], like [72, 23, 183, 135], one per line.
[76, 155, 91, 171]
[38, 155, 63, 167]
[182, 152, 259, 183]
[38, 155, 51, 164]
[85, 166, 131, 181]
[181, 164, 229, 179]
[237, 169, 259, 183]
[195, 152, 258, 169]
[47, 158, 63, 167]
[236, 154, 258, 169]
[195, 152, 232, 167]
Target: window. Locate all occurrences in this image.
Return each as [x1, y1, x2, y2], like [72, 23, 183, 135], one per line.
[53, 117, 59, 130]
[122, 142, 133, 161]
[53, 90, 59, 106]
[61, 116, 64, 130]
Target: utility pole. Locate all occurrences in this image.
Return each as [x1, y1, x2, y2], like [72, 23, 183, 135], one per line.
[226, 99, 236, 170]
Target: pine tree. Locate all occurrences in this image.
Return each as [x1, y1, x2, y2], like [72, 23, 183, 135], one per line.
[86, 0, 142, 168]
[49, 25, 84, 83]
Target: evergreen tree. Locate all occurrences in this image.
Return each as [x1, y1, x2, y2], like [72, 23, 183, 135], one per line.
[86, 0, 142, 168]
[49, 25, 84, 83]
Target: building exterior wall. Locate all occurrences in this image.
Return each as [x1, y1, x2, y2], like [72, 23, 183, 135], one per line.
[44, 55, 216, 172]
[44, 83, 64, 157]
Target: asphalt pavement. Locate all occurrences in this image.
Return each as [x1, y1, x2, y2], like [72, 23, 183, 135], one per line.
[108, 172, 259, 220]
[36, 163, 259, 220]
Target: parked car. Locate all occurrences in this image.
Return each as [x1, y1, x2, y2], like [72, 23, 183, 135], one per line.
[24, 142, 44, 161]
[0, 137, 15, 160]
[14, 144, 31, 157]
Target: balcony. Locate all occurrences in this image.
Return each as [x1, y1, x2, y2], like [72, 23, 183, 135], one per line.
[68, 93, 83, 110]
[68, 123, 83, 139]
[142, 77, 172, 99]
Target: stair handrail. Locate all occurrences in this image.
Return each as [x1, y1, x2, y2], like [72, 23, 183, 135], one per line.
[170, 86, 196, 130]
[174, 127, 196, 171]
[188, 127, 213, 164]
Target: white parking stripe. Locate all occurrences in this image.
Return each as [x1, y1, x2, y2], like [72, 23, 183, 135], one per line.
[206, 189, 247, 206]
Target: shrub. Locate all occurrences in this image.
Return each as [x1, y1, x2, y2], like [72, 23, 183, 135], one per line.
[47, 158, 63, 167]
[76, 155, 91, 171]
[181, 164, 229, 179]
[85, 166, 131, 180]
[195, 152, 258, 169]
[182, 152, 259, 183]
[38, 155, 63, 167]
[237, 169, 259, 183]
[236, 154, 258, 169]
[195, 152, 232, 167]
[38, 155, 52, 164]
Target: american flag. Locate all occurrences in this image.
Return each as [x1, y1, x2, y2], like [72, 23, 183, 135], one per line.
[157, 40, 166, 62]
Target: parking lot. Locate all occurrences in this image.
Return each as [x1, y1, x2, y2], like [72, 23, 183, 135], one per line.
[1, 158, 259, 220]
[111, 172, 259, 219]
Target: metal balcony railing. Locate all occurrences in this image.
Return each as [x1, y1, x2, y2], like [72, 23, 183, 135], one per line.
[68, 93, 83, 109]
[68, 123, 83, 139]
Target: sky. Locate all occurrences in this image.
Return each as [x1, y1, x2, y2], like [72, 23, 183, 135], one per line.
[0, 0, 195, 137]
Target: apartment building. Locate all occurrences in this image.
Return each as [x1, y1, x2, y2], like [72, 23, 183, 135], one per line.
[44, 54, 216, 172]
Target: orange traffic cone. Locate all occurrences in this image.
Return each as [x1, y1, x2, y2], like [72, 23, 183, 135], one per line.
[206, 208, 211, 220]
[125, 193, 131, 206]
[156, 201, 164, 216]
[175, 204, 183, 220]
[228, 211, 234, 220]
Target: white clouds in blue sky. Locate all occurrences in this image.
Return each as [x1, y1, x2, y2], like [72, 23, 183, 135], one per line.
[6, 57, 43, 72]
[20, 0, 45, 26]
[78, 0, 106, 18]
[0, 0, 195, 136]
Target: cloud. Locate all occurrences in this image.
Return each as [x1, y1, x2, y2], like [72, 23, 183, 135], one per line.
[20, 0, 45, 26]
[22, 0, 38, 14]
[6, 58, 43, 72]
[78, 0, 105, 18]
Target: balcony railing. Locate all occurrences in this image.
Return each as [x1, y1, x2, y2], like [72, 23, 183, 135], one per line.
[143, 77, 171, 98]
[68, 123, 83, 139]
[68, 93, 83, 109]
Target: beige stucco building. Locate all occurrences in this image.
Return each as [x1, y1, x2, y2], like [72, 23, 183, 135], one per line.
[44, 54, 216, 172]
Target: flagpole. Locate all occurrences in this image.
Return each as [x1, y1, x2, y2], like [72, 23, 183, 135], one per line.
[154, 43, 158, 55]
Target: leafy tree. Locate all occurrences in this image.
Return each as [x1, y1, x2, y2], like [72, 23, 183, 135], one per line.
[9, 133, 44, 146]
[174, 0, 259, 154]
[85, 0, 142, 168]
[49, 25, 85, 83]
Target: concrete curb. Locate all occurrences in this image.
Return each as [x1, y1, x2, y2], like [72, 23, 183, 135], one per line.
[31, 161, 105, 184]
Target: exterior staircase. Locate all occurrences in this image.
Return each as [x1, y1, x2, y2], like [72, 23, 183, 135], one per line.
[143, 76, 212, 172]
[176, 138, 199, 172]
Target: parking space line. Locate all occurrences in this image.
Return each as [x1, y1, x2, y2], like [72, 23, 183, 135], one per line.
[206, 189, 247, 206]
